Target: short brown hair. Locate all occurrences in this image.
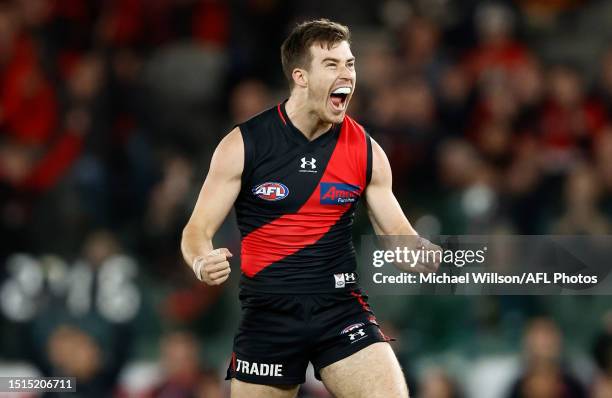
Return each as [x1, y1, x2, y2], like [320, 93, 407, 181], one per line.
[280, 19, 350, 88]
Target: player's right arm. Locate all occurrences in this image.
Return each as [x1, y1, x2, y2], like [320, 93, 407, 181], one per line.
[181, 127, 244, 285]
[365, 138, 441, 273]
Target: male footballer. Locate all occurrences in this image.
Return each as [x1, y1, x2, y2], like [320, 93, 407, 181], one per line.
[182, 19, 440, 398]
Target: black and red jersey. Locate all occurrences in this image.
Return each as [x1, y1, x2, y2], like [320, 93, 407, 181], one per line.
[235, 101, 372, 294]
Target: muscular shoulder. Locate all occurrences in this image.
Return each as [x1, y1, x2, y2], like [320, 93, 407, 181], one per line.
[369, 138, 392, 187]
[211, 127, 244, 180]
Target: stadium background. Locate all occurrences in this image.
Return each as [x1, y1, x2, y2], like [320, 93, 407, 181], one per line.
[0, 0, 611, 397]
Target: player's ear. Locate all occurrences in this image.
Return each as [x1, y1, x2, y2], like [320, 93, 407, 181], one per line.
[292, 68, 308, 88]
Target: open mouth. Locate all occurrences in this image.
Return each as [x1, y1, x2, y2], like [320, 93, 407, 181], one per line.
[329, 86, 351, 112]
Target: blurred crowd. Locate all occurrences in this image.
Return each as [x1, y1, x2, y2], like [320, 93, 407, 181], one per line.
[1, 0, 611, 397]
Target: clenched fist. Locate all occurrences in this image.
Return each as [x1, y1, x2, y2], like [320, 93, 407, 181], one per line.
[412, 236, 442, 273]
[192, 248, 233, 285]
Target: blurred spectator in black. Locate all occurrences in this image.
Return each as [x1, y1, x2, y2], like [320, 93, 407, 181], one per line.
[513, 60, 545, 135]
[140, 154, 232, 324]
[141, 153, 195, 279]
[473, 120, 513, 170]
[384, 76, 442, 194]
[148, 330, 221, 398]
[500, 136, 547, 233]
[419, 367, 464, 398]
[595, 127, 612, 220]
[597, 47, 612, 116]
[43, 324, 107, 398]
[591, 312, 612, 398]
[228, 0, 289, 85]
[507, 317, 586, 398]
[399, 15, 449, 91]
[553, 162, 611, 234]
[436, 63, 473, 136]
[19, 229, 142, 397]
[436, 139, 498, 233]
[229, 79, 273, 125]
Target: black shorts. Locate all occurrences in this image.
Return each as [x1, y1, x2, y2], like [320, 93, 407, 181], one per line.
[225, 288, 392, 385]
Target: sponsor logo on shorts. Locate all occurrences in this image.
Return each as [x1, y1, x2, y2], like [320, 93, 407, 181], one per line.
[349, 328, 366, 342]
[334, 272, 357, 288]
[235, 359, 283, 377]
[252, 182, 289, 201]
[320, 182, 360, 204]
[340, 322, 368, 344]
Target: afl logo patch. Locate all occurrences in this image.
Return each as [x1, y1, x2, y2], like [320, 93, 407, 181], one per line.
[252, 182, 289, 201]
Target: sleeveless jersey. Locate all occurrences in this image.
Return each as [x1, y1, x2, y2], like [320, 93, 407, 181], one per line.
[235, 101, 372, 294]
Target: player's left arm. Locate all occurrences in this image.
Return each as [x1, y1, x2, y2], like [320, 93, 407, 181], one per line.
[364, 138, 441, 272]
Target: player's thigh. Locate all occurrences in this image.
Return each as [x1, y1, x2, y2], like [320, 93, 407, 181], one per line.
[230, 379, 300, 398]
[319, 342, 409, 398]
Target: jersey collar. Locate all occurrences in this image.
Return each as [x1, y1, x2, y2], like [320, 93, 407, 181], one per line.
[278, 101, 340, 147]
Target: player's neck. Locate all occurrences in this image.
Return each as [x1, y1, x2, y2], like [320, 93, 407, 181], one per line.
[285, 96, 332, 141]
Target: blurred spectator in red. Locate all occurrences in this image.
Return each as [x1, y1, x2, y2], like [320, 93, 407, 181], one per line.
[469, 70, 518, 137]
[97, 0, 146, 48]
[507, 317, 586, 398]
[464, 3, 533, 84]
[148, 330, 222, 398]
[0, 0, 78, 192]
[538, 64, 607, 171]
[15, 52, 106, 255]
[1, 4, 107, 194]
[0, 2, 56, 146]
[97, 0, 229, 49]
[0, 1, 95, 255]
